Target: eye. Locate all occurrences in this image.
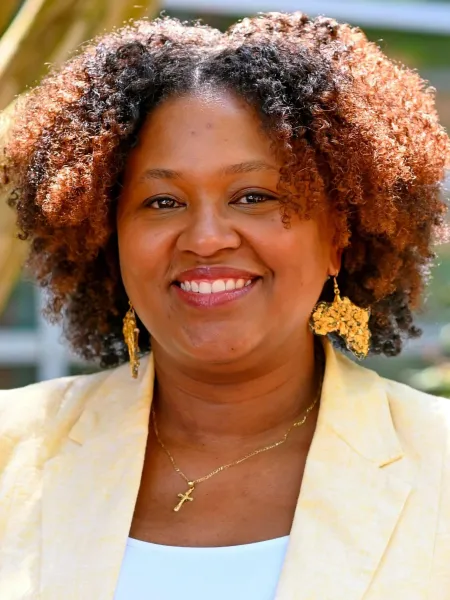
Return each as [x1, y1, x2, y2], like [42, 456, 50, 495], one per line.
[145, 197, 183, 209]
[234, 192, 276, 205]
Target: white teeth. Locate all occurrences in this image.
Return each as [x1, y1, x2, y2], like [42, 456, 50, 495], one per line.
[179, 278, 253, 294]
[212, 279, 226, 293]
[199, 281, 212, 294]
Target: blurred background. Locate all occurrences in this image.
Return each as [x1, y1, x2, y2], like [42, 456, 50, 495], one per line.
[0, 0, 449, 393]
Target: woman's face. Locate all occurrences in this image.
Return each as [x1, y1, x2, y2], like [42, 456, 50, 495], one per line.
[117, 90, 340, 366]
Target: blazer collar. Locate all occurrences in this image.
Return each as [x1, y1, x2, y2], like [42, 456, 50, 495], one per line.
[41, 341, 413, 600]
[318, 340, 404, 467]
[67, 352, 155, 446]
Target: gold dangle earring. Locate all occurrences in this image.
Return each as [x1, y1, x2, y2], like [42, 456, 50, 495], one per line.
[123, 301, 140, 378]
[310, 276, 371, 359]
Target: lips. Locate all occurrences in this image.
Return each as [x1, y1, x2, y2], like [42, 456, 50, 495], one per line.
[171, 266, 261, 309]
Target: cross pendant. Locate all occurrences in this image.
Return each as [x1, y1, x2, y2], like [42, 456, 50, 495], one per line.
[173, 485, 195, 512]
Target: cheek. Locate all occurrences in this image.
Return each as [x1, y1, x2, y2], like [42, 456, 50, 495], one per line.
[116, 220, 177, 322]
[117, 219, 170, 281]
[263, 219, 330, 286]
[117, 221, 173, 327]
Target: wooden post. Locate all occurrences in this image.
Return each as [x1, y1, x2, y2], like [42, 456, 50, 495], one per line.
[0, 0, 160, 314]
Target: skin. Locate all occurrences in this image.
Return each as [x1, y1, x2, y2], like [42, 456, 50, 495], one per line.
[117, 89, 341, 547]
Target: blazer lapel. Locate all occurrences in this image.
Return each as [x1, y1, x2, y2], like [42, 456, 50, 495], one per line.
[41, 355, 154, 600]
[275, 342, 413, 600]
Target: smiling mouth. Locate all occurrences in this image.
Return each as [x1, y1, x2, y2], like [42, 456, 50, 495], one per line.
[172, 277, 261, 307]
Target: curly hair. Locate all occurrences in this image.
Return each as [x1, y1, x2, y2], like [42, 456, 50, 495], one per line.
[4, 12, 450, 367]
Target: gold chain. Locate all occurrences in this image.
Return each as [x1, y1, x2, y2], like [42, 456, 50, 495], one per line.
[151, 356, 324, 512]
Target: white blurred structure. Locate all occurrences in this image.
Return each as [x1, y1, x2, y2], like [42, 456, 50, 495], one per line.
[164, 0, 450, 34]
[0, 289, 74, 381]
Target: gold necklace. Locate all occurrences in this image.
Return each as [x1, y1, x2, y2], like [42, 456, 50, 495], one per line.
[151, 361, 324, 513]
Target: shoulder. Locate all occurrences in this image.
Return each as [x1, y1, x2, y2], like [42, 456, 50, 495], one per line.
[328, 349, 450, 482]
[353, 355, 450, 451]
[374, 370, 450, 588]
[377, 374, 450, 587]
[0, 368, 114, 452]
[334, 350, 450, 468]
[380, 372, 450, 442]
[0, 355, 152, 496]
[0, 355, 152, 460]
[363, 364, 450, 499]
[346, 358, 450, 537]
[338, 350, 450, 437]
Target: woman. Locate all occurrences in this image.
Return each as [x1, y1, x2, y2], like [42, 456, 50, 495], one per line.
[1, 10, 449, 600]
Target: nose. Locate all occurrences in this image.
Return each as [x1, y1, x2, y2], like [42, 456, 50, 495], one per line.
[176, 203, 241, 257]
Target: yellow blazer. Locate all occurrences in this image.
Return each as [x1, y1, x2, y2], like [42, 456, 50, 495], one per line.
[1, 340, 450, 600]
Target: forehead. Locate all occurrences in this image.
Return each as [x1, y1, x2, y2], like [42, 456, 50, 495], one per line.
[123, 90, 279, 178]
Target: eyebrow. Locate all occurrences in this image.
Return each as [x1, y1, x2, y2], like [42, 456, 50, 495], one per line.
[137, 160, 278, 182]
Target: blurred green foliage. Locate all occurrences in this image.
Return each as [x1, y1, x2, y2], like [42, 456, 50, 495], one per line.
[364, 28, 450, 68]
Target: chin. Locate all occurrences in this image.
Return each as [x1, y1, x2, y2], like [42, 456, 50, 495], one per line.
[176, 330, 260, 365]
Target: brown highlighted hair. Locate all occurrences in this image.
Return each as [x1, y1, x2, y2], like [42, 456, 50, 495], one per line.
[5, 12, 450, 367]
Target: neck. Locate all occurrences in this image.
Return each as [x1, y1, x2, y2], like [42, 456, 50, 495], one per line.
[150, 336, 324, 454]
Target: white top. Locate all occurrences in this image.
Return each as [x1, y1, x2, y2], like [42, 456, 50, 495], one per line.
[114, 535, 290, 600]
